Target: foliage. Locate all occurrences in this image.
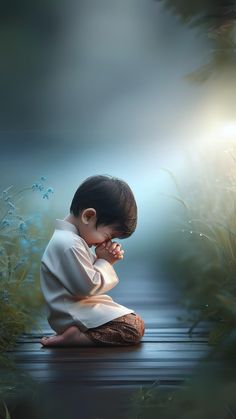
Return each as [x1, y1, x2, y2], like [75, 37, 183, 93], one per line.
[127, 330, 236, 419]
[157, 0, 236, 81]
[0, 365, 41, 419]
[159, 141, 236, 346]
[0, 176, 55, 418]
[0, 176, 54, 365]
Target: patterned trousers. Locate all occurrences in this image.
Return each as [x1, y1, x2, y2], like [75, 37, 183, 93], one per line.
[83, 312, 145, 346]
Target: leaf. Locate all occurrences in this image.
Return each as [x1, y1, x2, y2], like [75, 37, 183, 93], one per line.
[160, 167, 184, 197]
[159, 192, 190, 211]
[215, 221, 236, 238]
[183, 62, 214, 84]
[2, 401, 11, 419]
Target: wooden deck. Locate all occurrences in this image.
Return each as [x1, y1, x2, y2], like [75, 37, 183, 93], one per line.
[5, 259, 213, 419]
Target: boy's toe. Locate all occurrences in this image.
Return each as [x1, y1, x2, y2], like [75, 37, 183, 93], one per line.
[40, 336, 49, 345]
[40, 334, 65, 347]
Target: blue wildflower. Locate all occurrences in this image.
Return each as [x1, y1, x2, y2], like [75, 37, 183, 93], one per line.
[47, 187, 54, 194]
[42, 193, 49, 199]
[32, 182, 40, 190]
[19, 222, 28, 231]
[40, 176, 47, 181]
[1, 219, 11, 227]
[31, 246, 38, 253]
[19, 238, 30, 249]
[39, 184, 44, 191]
[16, 215, 24, 220]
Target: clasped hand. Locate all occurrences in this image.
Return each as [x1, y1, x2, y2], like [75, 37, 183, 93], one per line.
[95, 240, 124, 265]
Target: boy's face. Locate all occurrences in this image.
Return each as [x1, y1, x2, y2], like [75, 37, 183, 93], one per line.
[87, 224, 118, 248]
[77, 208, 120, 248]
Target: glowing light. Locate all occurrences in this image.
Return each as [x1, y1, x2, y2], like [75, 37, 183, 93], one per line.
[220, 122, 236, 140]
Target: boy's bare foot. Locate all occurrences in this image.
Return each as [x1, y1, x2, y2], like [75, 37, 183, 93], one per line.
[40, 325, 97, 347]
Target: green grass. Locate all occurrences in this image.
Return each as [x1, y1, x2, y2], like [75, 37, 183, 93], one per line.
[0, 176, 55, 417]
[126, 143, 236, 419]
[159, 143, 236, 345]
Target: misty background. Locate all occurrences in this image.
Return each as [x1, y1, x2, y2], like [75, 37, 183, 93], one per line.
[0, 0, 231, 260]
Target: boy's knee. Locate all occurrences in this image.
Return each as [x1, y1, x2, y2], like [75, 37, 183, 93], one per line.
[137, 316, 145, 338]
[133, 319, 145, 344]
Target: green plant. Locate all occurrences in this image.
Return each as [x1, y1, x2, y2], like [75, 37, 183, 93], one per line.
[127, 331, 236, 419]
[158, 0, 236, 82]
[160, 142, 236, 345]
[0, 176, 54, 364]
[0, 176, 55, 416]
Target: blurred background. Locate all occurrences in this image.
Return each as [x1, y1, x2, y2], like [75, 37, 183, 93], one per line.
[2, 4, 236, 416]
[1, 0, 236, 260]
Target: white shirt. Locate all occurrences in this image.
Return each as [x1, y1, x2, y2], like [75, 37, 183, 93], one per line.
[40, 219, 134, 334]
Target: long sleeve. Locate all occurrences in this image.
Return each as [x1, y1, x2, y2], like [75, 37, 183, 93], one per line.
[40, 221, 135, 334]
[55, 244, 119, 297]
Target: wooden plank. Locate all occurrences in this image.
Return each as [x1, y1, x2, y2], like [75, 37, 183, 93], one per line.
[3, 259, 216, 419]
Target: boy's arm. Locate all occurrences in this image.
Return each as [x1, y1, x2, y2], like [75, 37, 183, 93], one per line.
[56, 244, 119, 297]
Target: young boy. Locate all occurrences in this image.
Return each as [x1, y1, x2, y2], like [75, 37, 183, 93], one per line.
[40, 174, 145, 347]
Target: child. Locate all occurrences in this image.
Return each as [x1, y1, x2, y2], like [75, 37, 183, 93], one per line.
[40, 174, 145, 347]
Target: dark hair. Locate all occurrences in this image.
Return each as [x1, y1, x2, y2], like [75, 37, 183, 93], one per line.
[70, 174, 137, 239]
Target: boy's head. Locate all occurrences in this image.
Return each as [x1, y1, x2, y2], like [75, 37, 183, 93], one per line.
[69, 174, 137, 247]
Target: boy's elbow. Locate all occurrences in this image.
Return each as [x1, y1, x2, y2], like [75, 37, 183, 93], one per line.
[76, 273, 102, 297]
[86, 282, 102, 297]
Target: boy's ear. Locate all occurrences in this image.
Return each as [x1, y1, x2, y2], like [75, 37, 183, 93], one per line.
[81, 208, 97, 224]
